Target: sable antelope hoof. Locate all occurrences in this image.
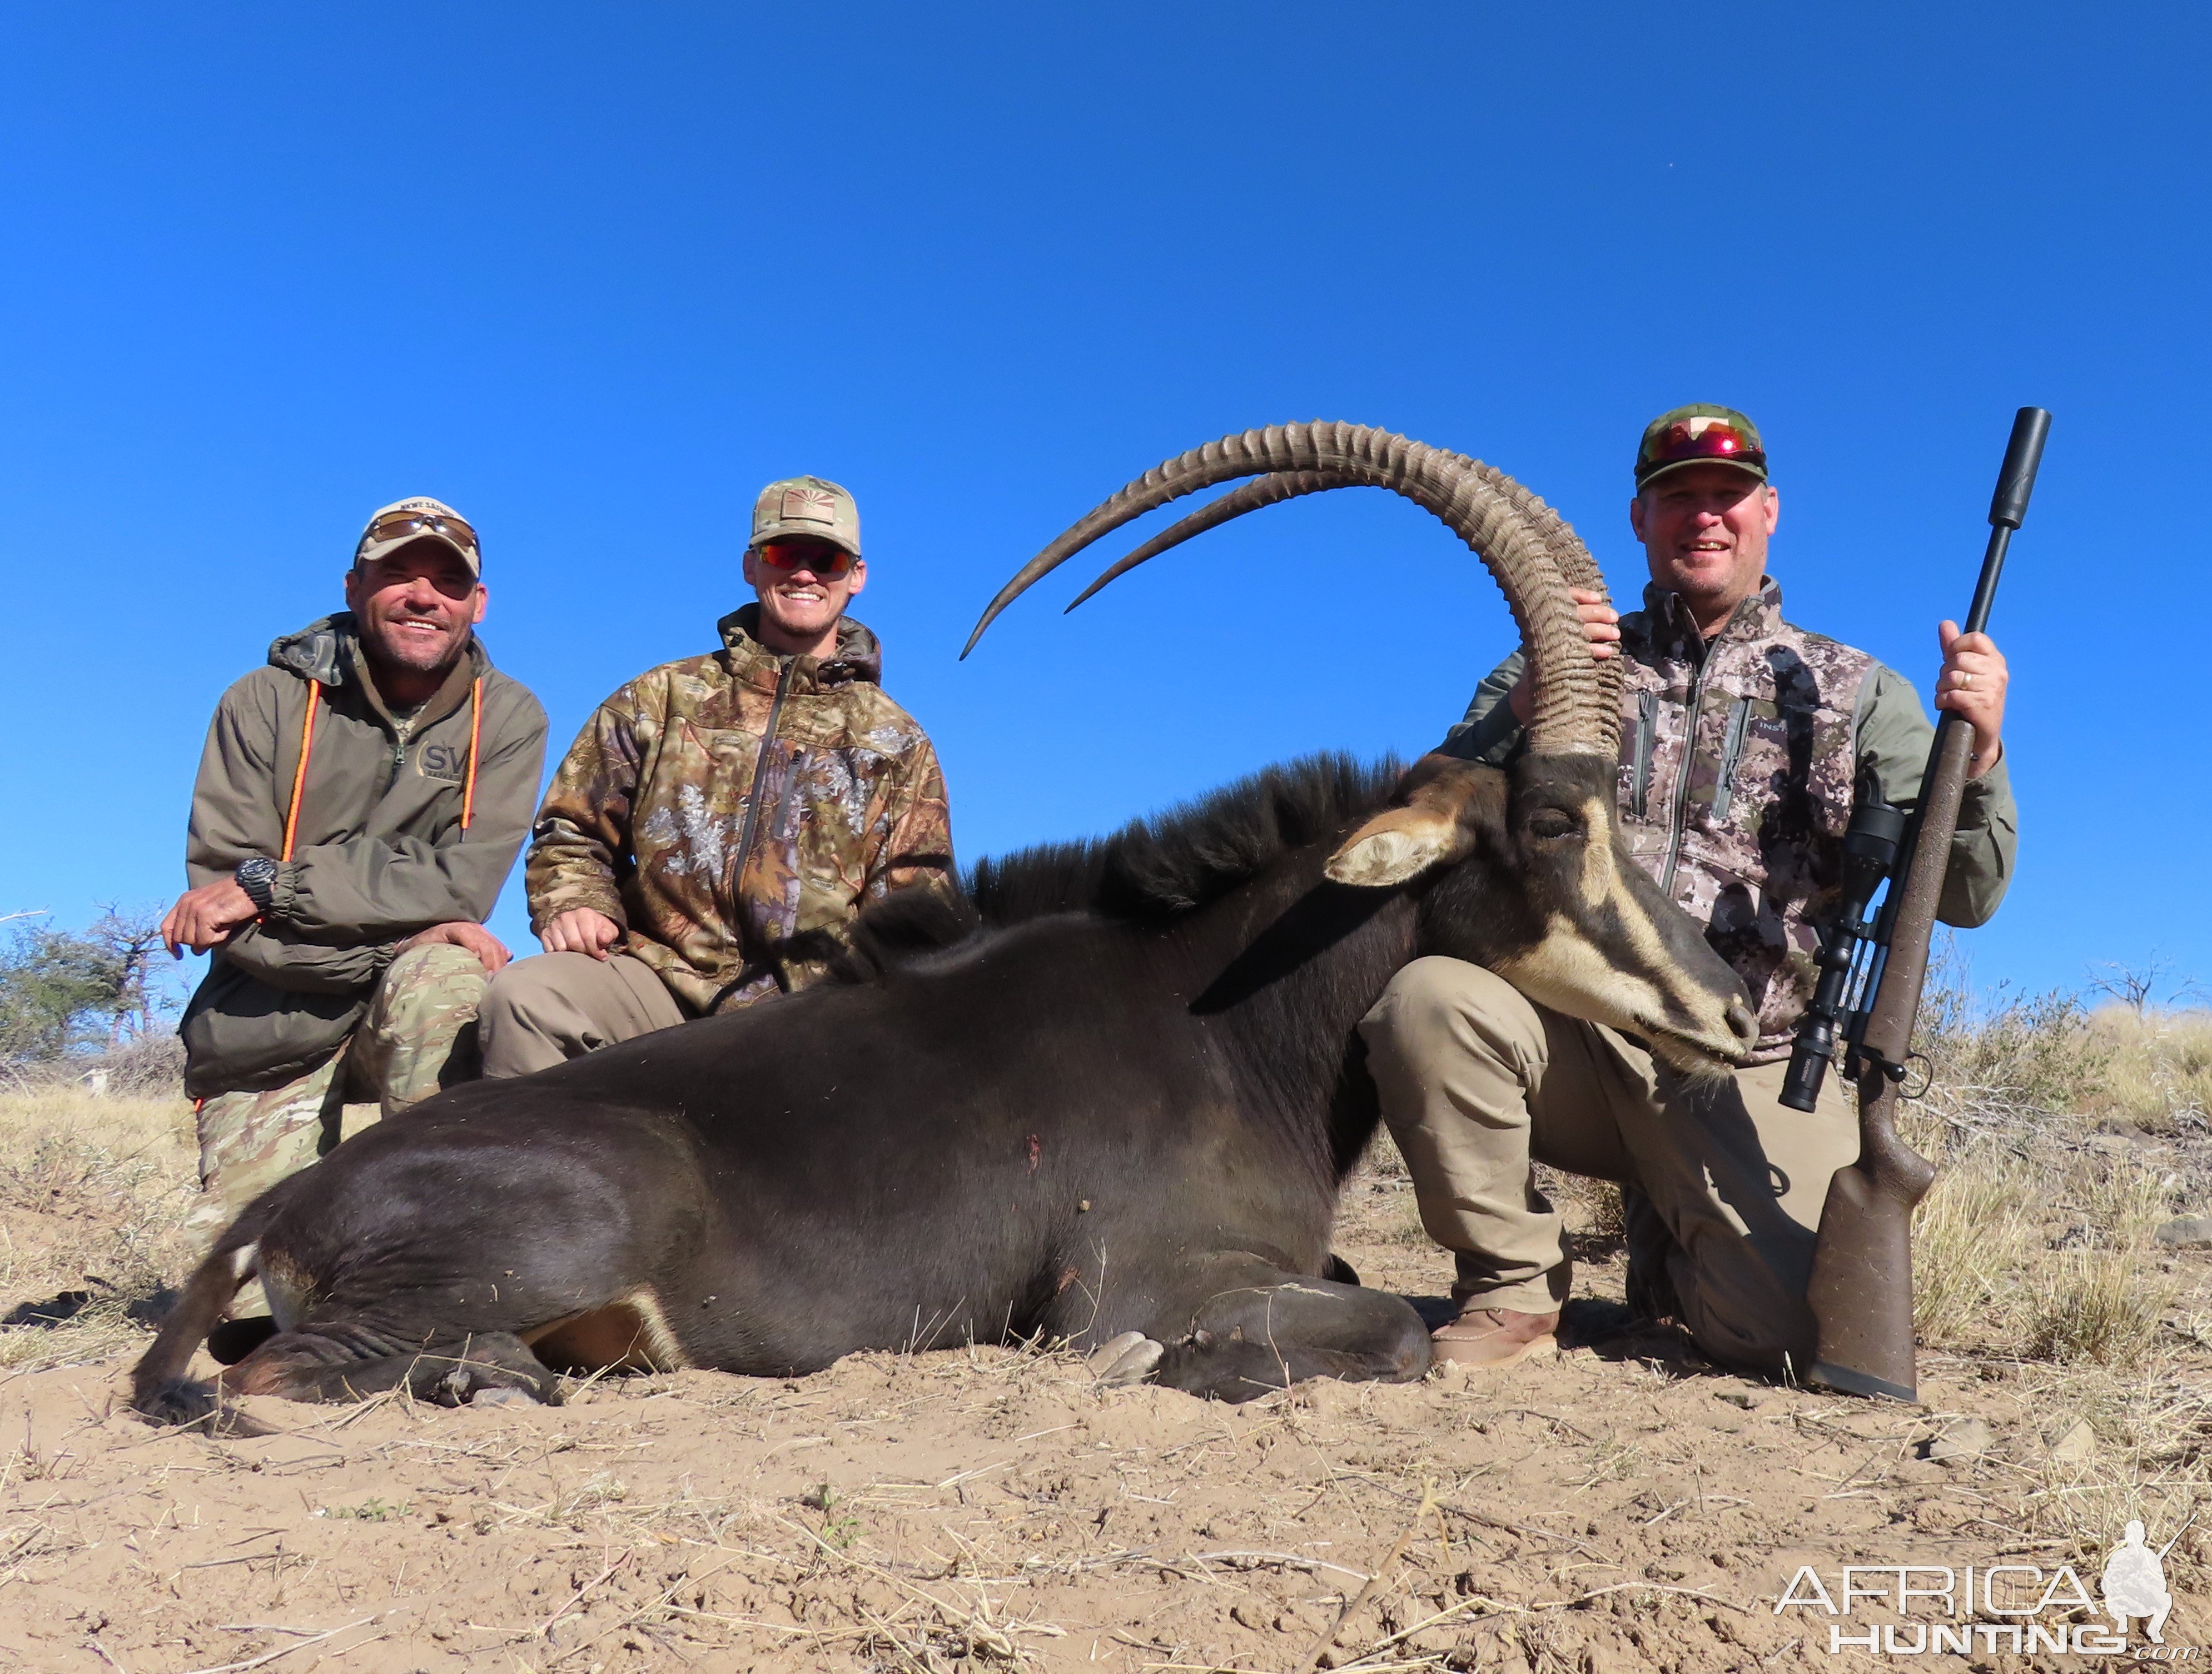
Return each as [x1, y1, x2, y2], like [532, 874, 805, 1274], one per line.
[469, 1386, 542, 1410]
[1087, 1331, 1164, 1386]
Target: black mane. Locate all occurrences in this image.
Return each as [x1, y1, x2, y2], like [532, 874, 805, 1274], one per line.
[972, 751, 1403, 923]
[810, 754, 1404, 985]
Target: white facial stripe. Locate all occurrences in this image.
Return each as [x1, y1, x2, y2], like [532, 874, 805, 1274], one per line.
[1494, 918, 1675, 1045]
[1569, 796, 1708, 1028]
[1494, 903, 1739, 1073]
[1577, 797, 1617, 907]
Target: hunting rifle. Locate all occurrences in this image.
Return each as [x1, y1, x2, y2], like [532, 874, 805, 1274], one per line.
[1784, 405, 2051, 1402]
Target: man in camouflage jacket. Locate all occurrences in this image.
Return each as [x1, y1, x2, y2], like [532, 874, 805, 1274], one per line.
[477, 475, 953, 1074]
[1359, 405, 2017, 1377]
[165, 499, 547, 1230]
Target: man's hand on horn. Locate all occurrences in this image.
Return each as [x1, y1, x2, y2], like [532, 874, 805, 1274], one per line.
[1507, 589, 1621, 724]
[1935, 620, 2007, 778]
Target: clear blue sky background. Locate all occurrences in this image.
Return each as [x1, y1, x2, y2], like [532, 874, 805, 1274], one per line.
[1, 4, 2203, 1009]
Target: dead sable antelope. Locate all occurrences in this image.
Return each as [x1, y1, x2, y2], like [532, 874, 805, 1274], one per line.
[134, 424, 1756, 1420]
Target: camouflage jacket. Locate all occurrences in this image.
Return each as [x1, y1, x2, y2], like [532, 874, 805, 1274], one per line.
[180, 616, 548, 1097]
[526, 606, 955, 1015]
[1444, 579, 2017, 1059]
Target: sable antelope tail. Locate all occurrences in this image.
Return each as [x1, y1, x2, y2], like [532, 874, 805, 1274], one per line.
[130, 1219, 271, 1433]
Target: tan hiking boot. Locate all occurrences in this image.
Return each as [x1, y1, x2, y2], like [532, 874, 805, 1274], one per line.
[1432, 1305, 1560, 1368]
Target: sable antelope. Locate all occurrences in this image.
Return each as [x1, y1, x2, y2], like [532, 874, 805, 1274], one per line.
[133, 424, 1755, 1419]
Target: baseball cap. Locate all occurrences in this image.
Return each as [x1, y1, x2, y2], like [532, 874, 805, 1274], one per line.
[1634, 405, 1767, 491]
[750, 476, 861, 559]
[354, 497, 481, 576]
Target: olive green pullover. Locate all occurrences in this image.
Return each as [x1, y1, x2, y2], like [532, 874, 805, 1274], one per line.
[178, 614, 546, 1097]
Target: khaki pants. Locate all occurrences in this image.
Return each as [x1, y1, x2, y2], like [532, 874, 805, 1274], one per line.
[191, 942, 490, 1233]
[1358, 957, 1859, 1377]
[476, 952, 688, 1078]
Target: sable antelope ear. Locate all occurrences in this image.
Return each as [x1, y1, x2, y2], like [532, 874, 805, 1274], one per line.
[1325, 755, 1492, 888]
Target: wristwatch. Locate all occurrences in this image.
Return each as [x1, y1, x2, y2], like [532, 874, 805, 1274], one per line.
[235, 856, 280, 913]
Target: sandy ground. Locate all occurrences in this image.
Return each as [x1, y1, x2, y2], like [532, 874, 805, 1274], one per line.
[1, 1118, 2208, 1673]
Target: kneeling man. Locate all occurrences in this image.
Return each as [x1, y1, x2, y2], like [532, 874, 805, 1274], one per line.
[1360, 407, 2017, 1376]
[167, 499, 546, 1226]
[480, 475, 954, 1071]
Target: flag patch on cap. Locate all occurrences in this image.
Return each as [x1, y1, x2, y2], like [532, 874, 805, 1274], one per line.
[781, 487, 838, 524]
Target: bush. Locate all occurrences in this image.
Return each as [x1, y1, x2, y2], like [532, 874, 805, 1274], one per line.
[0, 906, 180, 1085]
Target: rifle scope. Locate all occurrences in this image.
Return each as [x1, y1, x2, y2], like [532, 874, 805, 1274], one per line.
[1779, 794, 1907, 1113]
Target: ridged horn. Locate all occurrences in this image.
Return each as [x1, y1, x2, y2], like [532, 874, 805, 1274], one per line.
[1065, 472, 1340, 610]
[1067, 457, 1601, 614]
[963, 423, 1618, 756]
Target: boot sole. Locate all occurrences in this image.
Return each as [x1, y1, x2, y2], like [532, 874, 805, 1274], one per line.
[1431, 1330, 1558, 1370]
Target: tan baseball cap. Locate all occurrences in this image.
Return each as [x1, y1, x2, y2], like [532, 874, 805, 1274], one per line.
[354, 496, 482, 576]
[750, 476, 861, 559]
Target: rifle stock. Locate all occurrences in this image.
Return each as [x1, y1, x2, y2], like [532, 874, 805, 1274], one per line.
[1803, 407, 2049, 1401]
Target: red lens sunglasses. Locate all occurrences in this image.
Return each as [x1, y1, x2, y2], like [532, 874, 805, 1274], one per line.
[754, 540, 855, 579]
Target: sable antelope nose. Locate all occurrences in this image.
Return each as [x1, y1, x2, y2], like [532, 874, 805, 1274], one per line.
[1726, 998, 1759, 1048]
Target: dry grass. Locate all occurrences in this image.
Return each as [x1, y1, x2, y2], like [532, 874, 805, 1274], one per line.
[2091, 1007, 2212, 1135]
[0, 1084, 196, 1369]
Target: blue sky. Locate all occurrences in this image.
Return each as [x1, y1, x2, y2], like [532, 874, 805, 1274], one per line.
[1, 4, 2204, 1007]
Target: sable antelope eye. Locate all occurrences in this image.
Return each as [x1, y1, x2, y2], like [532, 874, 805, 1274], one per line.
[1526, 809, 1580, 841]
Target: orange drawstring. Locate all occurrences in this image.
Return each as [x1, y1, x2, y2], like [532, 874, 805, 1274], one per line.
[280, 674, 481, 855]
[280, 682, 321, 862]
[461, 676, 482, 832]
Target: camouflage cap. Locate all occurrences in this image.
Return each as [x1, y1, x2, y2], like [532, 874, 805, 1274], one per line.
[354, 496, 481, 576]
[1635, 405, 1767, 490]
[751, 475, 861, 559]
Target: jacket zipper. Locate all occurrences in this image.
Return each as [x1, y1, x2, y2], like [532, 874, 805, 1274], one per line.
[729, 656, 797, 920]
[1707, 696, 1754, 825]
[1630, 691, 1658, 822]
[1658, 640, 1716, 897]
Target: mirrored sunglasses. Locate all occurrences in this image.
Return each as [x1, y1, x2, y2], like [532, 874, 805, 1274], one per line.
[360, 510, 480, 555]
[1642, 421, 1765, 474]
[754, 539, 854, 578]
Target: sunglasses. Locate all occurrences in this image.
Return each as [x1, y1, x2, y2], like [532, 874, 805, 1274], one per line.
[360, 509, 480, 555]
[1642, 421, 1766, 475]
[753, 540, 855, 579]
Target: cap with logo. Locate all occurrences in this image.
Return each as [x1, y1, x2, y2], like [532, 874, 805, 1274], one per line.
[1634, 405, 1768, 491]
[751, 475, 862, 560]
[354, 496, 482, 577]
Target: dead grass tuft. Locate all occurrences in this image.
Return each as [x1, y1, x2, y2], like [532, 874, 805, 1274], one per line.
[2091, 1006, 2212, 1135]
[0, 1085, 195, 1369]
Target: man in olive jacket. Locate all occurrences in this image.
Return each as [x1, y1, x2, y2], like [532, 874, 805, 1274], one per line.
[478, 475, 953, 1073]
[165, 498, 546, 1227]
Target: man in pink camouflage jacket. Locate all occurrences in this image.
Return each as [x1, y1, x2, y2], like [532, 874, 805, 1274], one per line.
[1359, 405, 2017, 1377]
[475, 475, 955, 1074]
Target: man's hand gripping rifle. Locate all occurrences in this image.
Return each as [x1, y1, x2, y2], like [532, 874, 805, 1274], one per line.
[1783, 406, 2050, 1403]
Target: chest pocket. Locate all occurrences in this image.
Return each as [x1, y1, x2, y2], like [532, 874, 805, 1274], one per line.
[1628, 690, 1659, 822]
[1733, 692, 1848, 846]
[1707, 696, 1756, 823]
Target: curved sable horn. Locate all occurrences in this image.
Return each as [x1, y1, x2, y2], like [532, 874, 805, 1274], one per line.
[965, 422, 1618, 756]
[1065, 472, 1341, 611]
[1066, 456, 1604, 616]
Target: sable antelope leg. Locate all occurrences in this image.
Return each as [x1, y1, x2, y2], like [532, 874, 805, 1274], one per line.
[1140, 1253, 1433, 1402]
[223, 1327, 560, 1406]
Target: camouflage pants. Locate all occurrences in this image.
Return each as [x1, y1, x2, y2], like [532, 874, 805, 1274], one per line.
[189, 943, 490, 1237]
